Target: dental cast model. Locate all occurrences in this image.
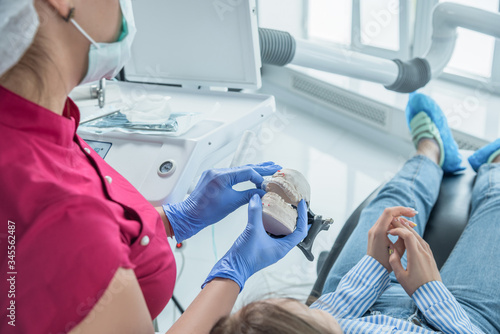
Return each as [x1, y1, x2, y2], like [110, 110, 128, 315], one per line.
[261, 169, 311, 236]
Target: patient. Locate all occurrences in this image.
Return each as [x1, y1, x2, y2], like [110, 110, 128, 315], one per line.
[210, 93, 500, 334]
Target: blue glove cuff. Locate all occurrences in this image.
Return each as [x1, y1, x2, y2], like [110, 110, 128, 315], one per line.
[202, 254, 248, 292]
[162, 203, 192, 243]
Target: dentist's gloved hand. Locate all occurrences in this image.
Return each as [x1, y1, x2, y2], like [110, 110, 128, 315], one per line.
[202, 195, 308, 291]
[163, 162, 281, 243]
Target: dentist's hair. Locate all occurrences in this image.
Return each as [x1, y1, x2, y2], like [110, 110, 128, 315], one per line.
[210, 300, 338, 334]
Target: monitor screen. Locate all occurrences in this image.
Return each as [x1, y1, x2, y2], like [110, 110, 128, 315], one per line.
[124, 0, 261, 89]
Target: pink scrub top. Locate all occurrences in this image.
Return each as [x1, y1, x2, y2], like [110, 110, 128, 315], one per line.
[0, 86, 176, 334]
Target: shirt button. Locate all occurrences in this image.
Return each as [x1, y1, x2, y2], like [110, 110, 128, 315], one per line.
[84, 147, 91, 154]
[104, 176, 112, 184]
[140, 235, 150, 246]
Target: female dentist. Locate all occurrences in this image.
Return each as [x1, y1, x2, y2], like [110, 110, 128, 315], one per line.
[0, 1, 307, 333]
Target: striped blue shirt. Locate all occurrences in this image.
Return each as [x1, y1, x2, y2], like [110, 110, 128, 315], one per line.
[310, 256, 484, 333]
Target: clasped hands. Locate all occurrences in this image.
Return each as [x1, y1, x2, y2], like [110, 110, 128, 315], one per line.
[367, 207, 442, 296]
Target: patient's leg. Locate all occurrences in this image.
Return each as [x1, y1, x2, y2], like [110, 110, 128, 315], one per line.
[439, 154, 500, 333]
[322, 139, 443, 294]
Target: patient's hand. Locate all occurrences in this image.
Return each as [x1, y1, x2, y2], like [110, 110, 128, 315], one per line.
[367, 207, 417, 273]
[387, 220, 442, 296]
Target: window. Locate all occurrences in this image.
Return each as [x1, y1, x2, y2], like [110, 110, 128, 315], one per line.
[256, 0, 308, 39]
[359, 0, 400, 51]
[307, 0, 413, 60]
[308, 0, 352, 45]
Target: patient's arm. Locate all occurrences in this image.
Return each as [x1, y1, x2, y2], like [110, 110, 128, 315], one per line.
[412, 282, 485, 334]
[310, 208, 415, 319]
[310, 255, 391, 319]
[388, 221, 485, 334]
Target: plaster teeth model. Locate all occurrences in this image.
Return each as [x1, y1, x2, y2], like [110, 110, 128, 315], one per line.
[262, 192, 298, 236]
[262, 169, 310, 206]
[261, 169, 310, 236]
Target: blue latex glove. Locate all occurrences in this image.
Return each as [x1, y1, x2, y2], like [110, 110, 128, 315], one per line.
[202, 194, 308, 291]
[163, 161, 282, 243]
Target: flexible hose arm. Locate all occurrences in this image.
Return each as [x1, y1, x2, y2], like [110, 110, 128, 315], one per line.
[258, 2, 500, 93]
[424, 2, 500, 78]
[258, 28, 418, 92]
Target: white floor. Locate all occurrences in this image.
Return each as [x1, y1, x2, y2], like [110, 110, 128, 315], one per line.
[156, 100, 408, 331]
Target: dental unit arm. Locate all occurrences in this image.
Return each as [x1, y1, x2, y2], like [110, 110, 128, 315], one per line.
[259, 2, 500, 93]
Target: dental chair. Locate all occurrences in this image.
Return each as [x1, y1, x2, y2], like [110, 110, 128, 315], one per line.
[307, 151, 476, 306]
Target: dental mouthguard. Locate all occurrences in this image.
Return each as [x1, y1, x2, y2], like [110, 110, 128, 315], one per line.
[261, 169, 310, 236]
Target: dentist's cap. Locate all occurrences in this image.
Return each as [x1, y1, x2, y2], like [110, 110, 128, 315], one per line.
[0, 0, 39, 77]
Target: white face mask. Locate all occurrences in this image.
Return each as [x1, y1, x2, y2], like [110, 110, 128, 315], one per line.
[70, 0, 136, 85]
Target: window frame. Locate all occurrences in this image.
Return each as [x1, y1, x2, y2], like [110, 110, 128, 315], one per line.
[350, 0, 413, 60]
